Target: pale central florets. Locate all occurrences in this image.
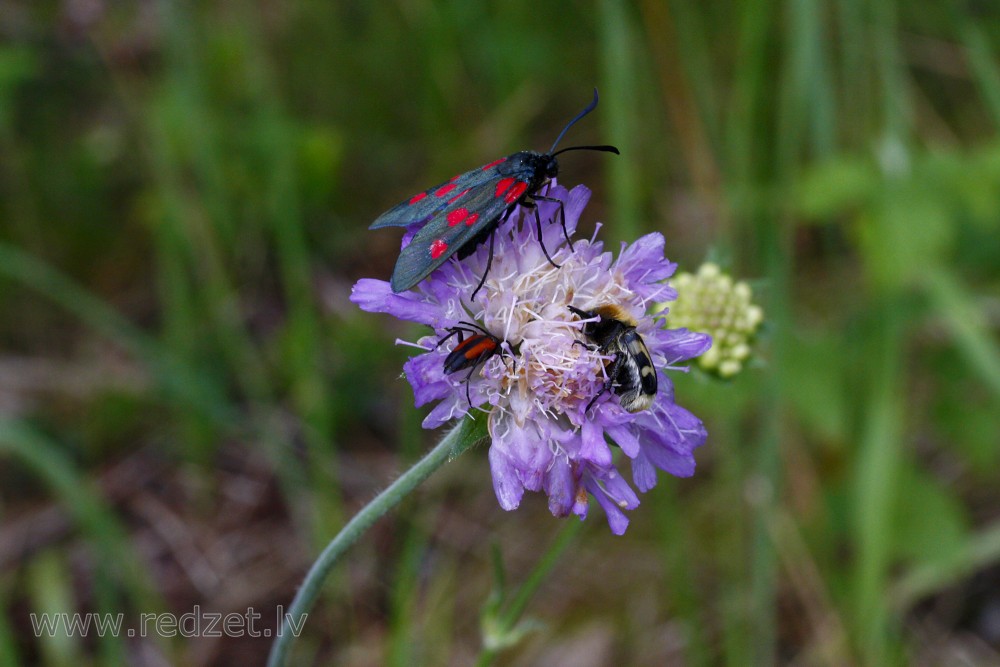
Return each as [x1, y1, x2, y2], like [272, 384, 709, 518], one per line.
[454, 239, 629, 424]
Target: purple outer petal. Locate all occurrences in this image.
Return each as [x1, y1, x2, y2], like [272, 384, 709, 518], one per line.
[642, 442, 696, 478]
[402, 351, 451, 407]
[648, 327, 713, 363]
[490, 416, 554, 493]
[422, 394, 467, 429]
[585, 475, 629, 535]
[604, 423, 640, 458]
[614, 233, 678, 303]
[580, 420, 613, 467]
[544, 457, 575, 517]
[489, 446, 524, 510]
[604, 471, 640, 510]
[350, 279, 441, 326]
[400, 222, 423, 250]
[631, 453, 658, 492]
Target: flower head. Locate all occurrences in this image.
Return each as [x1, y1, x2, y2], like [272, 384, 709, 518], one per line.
[352, 183, 711, 534]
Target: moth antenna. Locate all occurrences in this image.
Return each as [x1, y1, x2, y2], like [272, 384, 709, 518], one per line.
[548, 88, 600, 154]
[551, 144, 620, 157]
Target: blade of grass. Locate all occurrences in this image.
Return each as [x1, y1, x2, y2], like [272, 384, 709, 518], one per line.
[725, 0, 779, 662]
[664, 0, 721, 152]
[654, 483, 712, 667]
[850, 3, 911, 658]
[949, 0, 1000, 131]
[924, 269, 1000, 398]
[239, 6, 343, 536]
[891, 519, 1000, 611]
[0, 242, 235, 427]
[851, 300, 905, 665]
[836, 0, 873, 145]
[599, 0, 642, 242]
[0, 420, 168, 662]
[767, 508, 853, 665]
[475, 519, 584, 667]
[640, 0, 726, 235]
[144, 1, 274, 410]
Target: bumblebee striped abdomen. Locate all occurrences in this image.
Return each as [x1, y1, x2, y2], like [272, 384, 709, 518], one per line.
[569, 304, 657, 413]
[615, 329, 657, 412]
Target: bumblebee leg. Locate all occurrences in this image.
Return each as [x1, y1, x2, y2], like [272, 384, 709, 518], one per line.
[586, 379, 612, 413]
[586, 354, 622, 413]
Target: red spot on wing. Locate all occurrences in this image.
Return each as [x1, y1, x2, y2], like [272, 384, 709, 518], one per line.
[447, 188, 469, 204]
[409, 192, 427, 205]
[495, 177, 516, 198]
[504, 181, 528, 204]
[450, 174, 461, 182]
[482, 157, 507, 170]
[446, 207, 469, 226]
[435, 183, 458, 197]
[430, 239, 449, 259]
[465, 213, 479, 226]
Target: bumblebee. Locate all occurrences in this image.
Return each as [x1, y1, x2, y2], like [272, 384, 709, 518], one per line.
[568, 304, 657, 413]
[437, 322, 510, 406]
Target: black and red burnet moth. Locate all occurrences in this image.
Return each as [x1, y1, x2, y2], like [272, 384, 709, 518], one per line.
[369, 89, 619, 298]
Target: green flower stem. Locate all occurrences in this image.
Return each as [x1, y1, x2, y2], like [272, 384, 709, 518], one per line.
[267, 418, 483, 667]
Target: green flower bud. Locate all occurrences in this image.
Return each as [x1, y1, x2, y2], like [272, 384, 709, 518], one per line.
[660, 263, 763, 378]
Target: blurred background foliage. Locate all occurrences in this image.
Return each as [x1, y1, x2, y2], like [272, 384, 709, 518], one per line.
[1, 0, 999, 665]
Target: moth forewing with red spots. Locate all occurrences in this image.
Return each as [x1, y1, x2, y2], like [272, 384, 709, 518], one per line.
[569, 304, 657, 413]
[369, 89, 619, 296]
[369, 165, 498, 231]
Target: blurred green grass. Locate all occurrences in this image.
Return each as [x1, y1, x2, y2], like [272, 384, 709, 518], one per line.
[1, 1, 999, 665]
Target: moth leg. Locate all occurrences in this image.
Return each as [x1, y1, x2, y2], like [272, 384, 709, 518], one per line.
[530, 193, 571, 251]
[531, 204, 561, 269]
[470, 228, 496, 301]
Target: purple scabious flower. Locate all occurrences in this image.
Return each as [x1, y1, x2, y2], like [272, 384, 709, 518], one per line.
[351, 182, 712, 534]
